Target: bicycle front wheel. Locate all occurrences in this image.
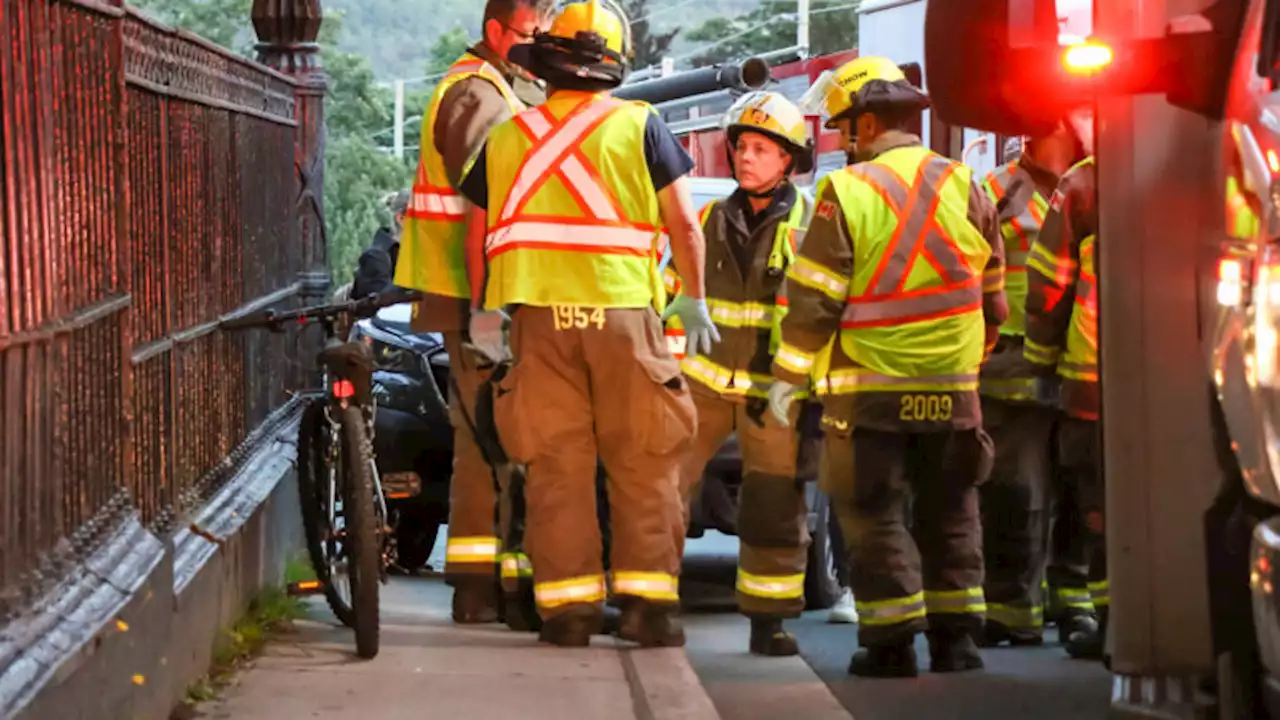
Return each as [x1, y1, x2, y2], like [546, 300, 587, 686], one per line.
[340, 404, 381, 659]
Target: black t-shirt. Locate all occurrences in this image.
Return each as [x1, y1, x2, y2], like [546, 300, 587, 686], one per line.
[458, 112, 695, 210]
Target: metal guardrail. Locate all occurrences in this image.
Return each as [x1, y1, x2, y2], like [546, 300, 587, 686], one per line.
[0, 1, 315, 617]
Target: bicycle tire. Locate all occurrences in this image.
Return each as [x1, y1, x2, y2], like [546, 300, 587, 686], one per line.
[340, 404, 381, 659]
[296, 399, 356, 627]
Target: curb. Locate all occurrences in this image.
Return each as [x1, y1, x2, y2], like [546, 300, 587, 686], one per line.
[616, 643, 722, 720]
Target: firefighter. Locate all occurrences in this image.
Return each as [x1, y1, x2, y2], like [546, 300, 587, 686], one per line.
[455, 0, 718, 648]
[662, 91, 816, 656]
[392, 0, 554, 625]
[770, 56, 1007, 677]
[1025, 145, 1105, 660]
[976, 123, 1089, 647]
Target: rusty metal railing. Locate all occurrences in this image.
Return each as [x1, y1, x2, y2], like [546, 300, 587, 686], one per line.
[0, 0, 320, 616]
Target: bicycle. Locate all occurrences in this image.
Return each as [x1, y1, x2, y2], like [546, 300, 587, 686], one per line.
[221, 288, 422, 659]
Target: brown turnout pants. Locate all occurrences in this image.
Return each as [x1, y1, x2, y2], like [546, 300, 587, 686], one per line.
[980, 398, 1055, 638]
[679, 392, 810, 618]
[493, 306, 694, 620]
[442, 332, 505, 583]
[1055, 417, 1107, 617]
[825, 426, 992, 647]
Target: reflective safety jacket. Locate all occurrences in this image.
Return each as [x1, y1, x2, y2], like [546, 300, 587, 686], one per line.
[482, 91, 668, 310]
[978, 159, 1053, 403]
[1025, 156, 1098, 420]
[771, 135, 1007, 431]
[663, 185, 810, 399]
[396, 53, 525, 302]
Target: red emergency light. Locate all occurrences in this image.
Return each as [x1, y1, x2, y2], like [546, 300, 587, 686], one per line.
[1062, 41, 1114, 75]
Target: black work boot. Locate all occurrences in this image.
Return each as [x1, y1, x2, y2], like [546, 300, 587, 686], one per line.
[452, 578, 500, 624]
[538, 606, 602, 647]
[503, 586, 542, 633]
[1065, 612, 1107, 661]
[617, 600, 686, 648]
[749, 619, 800, 657]
[1056, 611, 1098, 646]
[979, 621, 1044, 648]
[927, 629, 985, 673]
[848, 642, 919, 678]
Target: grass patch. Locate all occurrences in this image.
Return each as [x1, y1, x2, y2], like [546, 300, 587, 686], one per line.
[173, 559, 310, 718]
[285, 554, 318, 585]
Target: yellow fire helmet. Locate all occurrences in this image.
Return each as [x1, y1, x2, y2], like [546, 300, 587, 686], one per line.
[722, 91, 815, 174]
[799, 55, 920, 128]
[514, 0, 633, 87]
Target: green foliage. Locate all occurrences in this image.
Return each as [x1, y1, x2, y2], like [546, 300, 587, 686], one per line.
[428, 27, 475, 76]
[685, 0, 860, 66]
[131, 0, 253, 51]
[625, 0, 681, 68]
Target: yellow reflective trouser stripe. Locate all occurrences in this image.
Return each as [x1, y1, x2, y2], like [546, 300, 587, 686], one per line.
[499, 552, 533, 579]
[707, 299, 774, 329]
[612, 571, 679, 602]
[775, 342, 815, 375]
[446, 536, 500, 564]
[535, 575, 607, 608]
[980, 377, 1037, 401]
[856, 592, 927, 626]
[1055, 587, 1094, 610]
[925, 587, 986, 614]
[1023, 338, 1062, 367]
[1088, 580, 1110, 607]
[987, 603, 1044, 629]
[736, 570, 805, 600]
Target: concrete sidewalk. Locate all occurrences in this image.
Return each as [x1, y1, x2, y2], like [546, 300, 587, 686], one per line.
[198, 577, 721, 720]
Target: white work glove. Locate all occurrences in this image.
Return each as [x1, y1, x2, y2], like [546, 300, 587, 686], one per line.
[766, 380, 801, 428]
[661, 296, 721, 358]
[468, 309, 511, 364]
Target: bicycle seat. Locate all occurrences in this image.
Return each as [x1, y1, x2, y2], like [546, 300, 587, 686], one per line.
[320, 338, 375, 375]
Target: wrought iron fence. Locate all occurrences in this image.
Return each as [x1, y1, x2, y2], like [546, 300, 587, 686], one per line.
[0, 0, 316, 616]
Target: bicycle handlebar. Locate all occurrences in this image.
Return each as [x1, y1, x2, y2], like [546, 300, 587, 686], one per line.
[220, 287, 424, 332]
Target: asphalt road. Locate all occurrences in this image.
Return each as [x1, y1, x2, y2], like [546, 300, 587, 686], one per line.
[678, 531, 1113, 720]
[426, 528, 1113, 719]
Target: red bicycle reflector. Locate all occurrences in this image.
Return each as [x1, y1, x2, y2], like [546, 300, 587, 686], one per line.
[333, 379, 356, 398]
[1062, 41, 1114, 74]
[288, 580, 323, 596]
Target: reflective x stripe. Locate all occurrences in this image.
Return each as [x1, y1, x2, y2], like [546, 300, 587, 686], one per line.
[925, 587, 986, 614]
[815, 368, 978, 394]
[1027, 242, 1077, 286]
[987, 603, 1044, 629]
[842, 158, 982, 329]
[856, 591, 927, 626]
[500, 552, 533, 579]
[535, 575, 607, 608]
[488, 98, 655, 258]
[988, 163, 1048, 260]
[736, 570, 805, 600]
[446, 536, 500, 564]
[613, 571, 679, 602]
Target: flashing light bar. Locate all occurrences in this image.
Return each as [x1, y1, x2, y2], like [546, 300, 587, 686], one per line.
[1062, 40, 1114, 75]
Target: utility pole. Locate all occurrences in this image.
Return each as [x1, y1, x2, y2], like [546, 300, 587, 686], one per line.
[797, 0, 810, 55]
[393, 79, 406, 160]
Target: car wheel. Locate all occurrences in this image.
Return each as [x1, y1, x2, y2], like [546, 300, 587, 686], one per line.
[394, 502, 442, 571]
[805, 489, 844, 610]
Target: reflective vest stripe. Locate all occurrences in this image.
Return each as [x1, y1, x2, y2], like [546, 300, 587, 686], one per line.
[814, 369, 979, 394]
[499, 98, 624, 221]
[488, 97, 652, 259]
[681, 355, 775, 397]
[841, 158, 981, 329]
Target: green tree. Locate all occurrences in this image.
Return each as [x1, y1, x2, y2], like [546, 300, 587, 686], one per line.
[684, 0, 860, 66]
[625, 0, 681, 69]
[132, 0, 252, 51]
[427, 26, 474, 75]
